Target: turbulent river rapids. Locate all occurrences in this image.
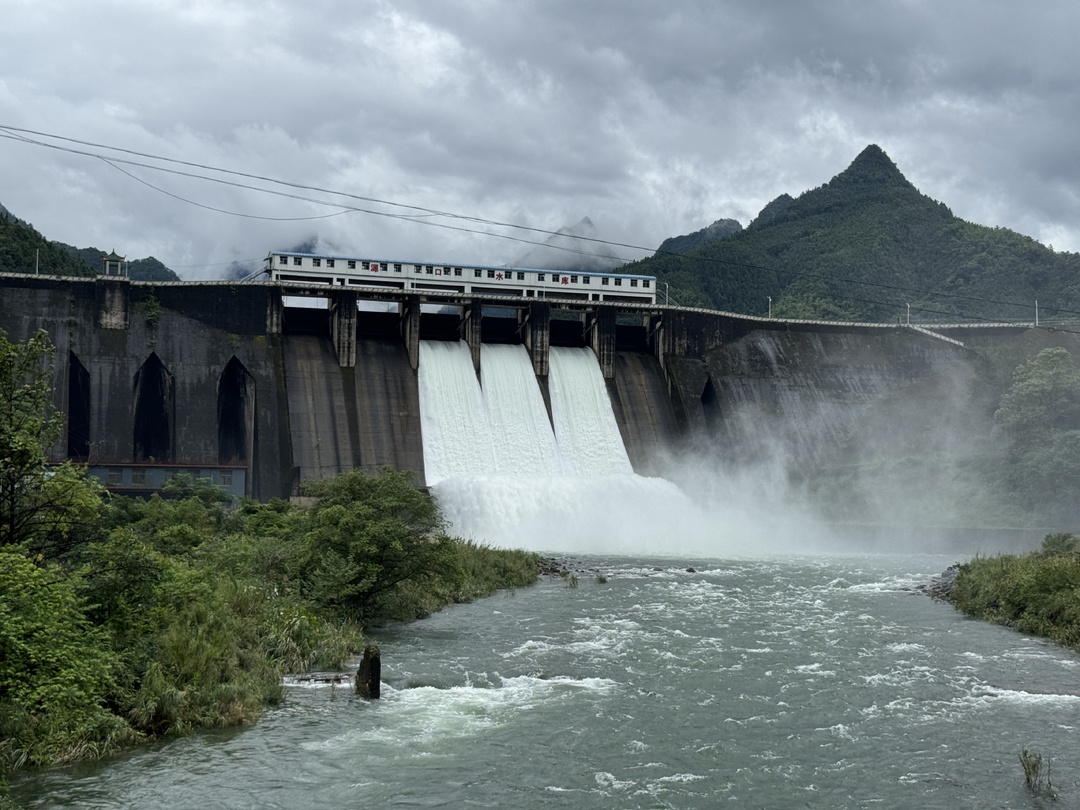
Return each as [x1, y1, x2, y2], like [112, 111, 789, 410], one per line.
[14, 553, 1080, 808]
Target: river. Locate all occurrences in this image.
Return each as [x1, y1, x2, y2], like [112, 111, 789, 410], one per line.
[13, 552, 1080, 808]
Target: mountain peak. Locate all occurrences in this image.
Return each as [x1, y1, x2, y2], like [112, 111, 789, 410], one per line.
[509, 216, 623, 272]
[830, 144, 913, 191]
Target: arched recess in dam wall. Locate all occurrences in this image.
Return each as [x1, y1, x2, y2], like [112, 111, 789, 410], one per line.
[0, 278, 294, 498]
[0, 275, 1034, 499]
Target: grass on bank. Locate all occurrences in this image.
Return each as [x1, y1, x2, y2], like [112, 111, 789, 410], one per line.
[943, 533, 1080, 650]
[0, 471, 540, 779]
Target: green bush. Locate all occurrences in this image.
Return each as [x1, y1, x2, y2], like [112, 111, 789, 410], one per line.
[946, 541, 1080, 650]
[0, 550, 132, 769]
[0, 330, 540, 777]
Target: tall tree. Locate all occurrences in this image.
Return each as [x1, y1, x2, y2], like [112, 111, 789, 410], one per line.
[0, 329, 103, 554]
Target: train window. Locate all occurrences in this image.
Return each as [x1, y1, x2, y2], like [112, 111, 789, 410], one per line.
[601, 277, 609, 285]
[537, 273, 546, 282]
[487, 269, 496, 278]
[614, 278, 622, 286]
[643, 280, 650, 288]
[347, 260, 356, 269]
[394, 264, 402, 272]
[517, 271, 525, 280]
[630, 279, 637, 287]
[293, 257, 302, 266]
[327, 259, 335, 268]
[474, 269, 482, 277]
[454, 268, 462, 276]
[313, 258, 321, 267]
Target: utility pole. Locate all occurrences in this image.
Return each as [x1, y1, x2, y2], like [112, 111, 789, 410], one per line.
[1035, 300, 1039, 327]
[767, 296, 772, 318]
[906, 302, 910, 326]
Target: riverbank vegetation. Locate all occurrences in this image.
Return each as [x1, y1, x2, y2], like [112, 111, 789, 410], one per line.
[943, 533, 1080, 650]
[0, 329, 540, 781]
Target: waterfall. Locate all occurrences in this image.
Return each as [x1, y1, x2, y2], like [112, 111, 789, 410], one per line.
[418, 339, 708, 554]
[416, 340, 495, 486]
[548, 346, 632, 476]
[480, 344, 563, 476]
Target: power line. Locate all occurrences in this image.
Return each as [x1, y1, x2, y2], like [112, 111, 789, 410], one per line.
[102, 158, 356, 222]
[0, 127, 630, 266]
[1, 123, 1075, 322]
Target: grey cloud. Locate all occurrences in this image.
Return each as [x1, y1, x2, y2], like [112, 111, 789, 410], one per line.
[1, 0, 1079, 278]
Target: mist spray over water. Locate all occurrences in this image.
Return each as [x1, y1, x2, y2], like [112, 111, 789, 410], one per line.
[418, 341, 828, 556]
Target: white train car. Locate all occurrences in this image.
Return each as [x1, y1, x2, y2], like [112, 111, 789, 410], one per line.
[265, 251, 657, 305]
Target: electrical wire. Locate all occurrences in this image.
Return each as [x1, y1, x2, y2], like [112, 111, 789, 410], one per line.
[2, 123, 1077, 324]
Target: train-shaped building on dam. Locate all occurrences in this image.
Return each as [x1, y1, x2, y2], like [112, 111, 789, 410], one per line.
[265, 250, 658, 304]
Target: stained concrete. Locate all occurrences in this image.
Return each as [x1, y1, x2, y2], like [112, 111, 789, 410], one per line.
[0, 274, 1037, 500]
[607, 351, 681, 475]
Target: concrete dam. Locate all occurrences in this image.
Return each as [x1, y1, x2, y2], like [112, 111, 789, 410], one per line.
[0, 273, 1022, 513]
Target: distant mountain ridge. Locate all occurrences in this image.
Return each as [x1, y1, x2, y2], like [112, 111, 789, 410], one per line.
[509, 216, 624, 272]
[0, 202, 179, 281]
[633, 144, 1080, 322]
[656, 218, 742, 255]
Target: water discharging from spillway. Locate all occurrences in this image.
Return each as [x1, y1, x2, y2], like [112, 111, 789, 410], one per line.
[418, 340, 708, 554]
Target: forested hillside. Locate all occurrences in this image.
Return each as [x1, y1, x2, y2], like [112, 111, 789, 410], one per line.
[629, 145, 1080, 323]
[0, 204, 179, 281]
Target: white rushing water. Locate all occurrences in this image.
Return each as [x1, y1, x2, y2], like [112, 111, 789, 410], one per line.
[480, 344, 563, 476]
[547, 346, 632, 477]
[418, 339, 717, 554]
[416, 340, 496, 485]
[19, 554, 1080, 808]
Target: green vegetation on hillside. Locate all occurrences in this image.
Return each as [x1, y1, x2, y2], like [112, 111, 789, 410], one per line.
[632, 145, 1080, 323]
[0, 205, 179, 280]
[0, 328, 539, 779]
[0, 213, 95, 277]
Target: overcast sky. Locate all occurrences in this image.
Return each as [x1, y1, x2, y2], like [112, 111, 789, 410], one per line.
[2, 0, 1079, 278]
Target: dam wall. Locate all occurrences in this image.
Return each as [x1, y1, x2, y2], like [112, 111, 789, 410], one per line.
[281, 335, 424, 488]
[690, 326, 976, 468]
[0, 276, 294, 497]
[0, 274, 1025, 500]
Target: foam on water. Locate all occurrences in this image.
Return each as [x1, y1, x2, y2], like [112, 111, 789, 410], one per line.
[16, 555, 1080, 809]
[432, 473, 713, 553]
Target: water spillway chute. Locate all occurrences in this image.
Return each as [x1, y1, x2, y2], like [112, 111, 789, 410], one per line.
[417, 340, 705, 554]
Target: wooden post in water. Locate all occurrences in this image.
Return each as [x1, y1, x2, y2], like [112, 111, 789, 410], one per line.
[355, 644, 381, 699]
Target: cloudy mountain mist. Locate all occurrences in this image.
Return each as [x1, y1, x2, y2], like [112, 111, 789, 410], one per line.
[508, 216, 624, 272]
